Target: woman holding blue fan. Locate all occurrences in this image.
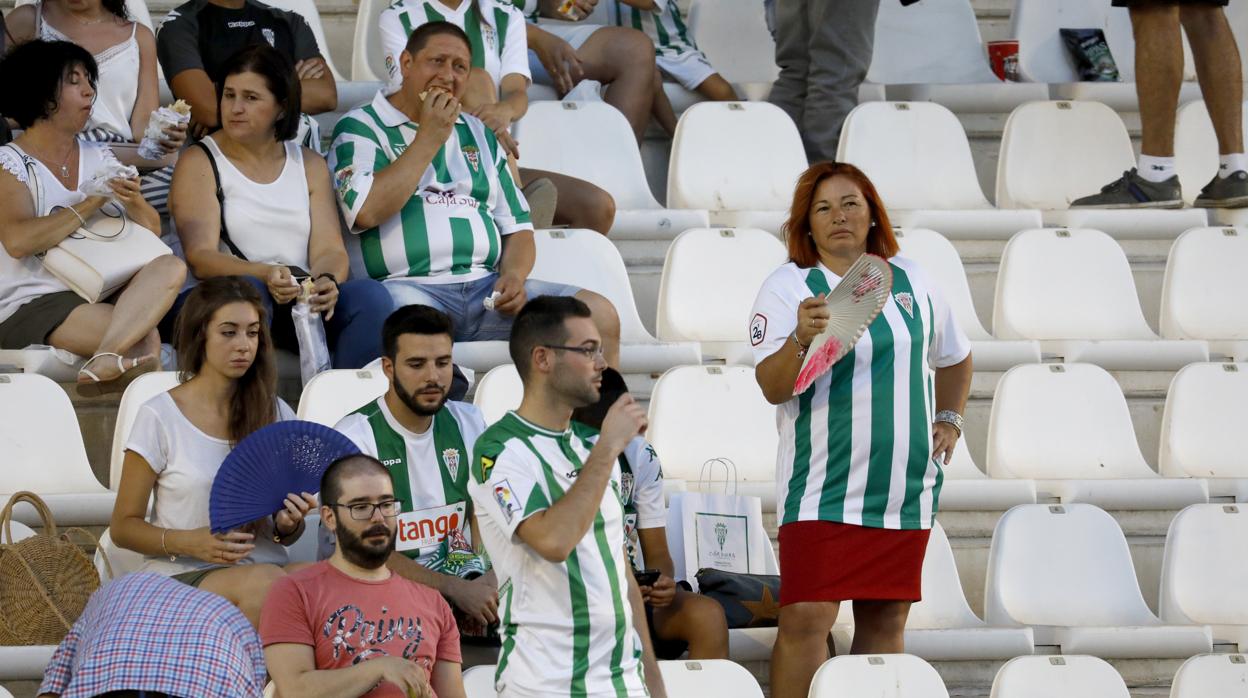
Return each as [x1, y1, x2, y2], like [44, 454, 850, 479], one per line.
[110, 276, 316, 626]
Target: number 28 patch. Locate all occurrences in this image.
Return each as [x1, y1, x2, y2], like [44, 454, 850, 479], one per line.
[750, 313, 768, 346]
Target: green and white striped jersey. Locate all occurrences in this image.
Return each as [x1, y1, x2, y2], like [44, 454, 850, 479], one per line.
[379, 0, 530, 93]
[470, 412, 648, 697]
[571, 423, 665, 572]
[609, 0, 697, 58]
[329, 90, 531, 283]
[334, 398, 487, 573]
[749, 257, 971, 530]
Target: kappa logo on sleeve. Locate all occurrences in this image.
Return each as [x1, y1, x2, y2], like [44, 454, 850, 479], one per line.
[493, 479, 521, 523]
[750, 313, 768, 346]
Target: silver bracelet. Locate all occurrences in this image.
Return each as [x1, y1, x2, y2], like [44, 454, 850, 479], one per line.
[160, 528, 176, 562]
[934, 410, 964, 436]
[66, 205, 87, 227]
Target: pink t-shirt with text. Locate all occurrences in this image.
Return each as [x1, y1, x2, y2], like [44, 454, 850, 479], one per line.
[261, 561, 461, 697]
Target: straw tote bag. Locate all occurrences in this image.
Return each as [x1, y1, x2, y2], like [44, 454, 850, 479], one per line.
[6, 145, 170, 303]
[0, 491, 109, 645]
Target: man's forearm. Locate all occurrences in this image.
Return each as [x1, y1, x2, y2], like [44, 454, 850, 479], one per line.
[497, 230, 536, 279]
[301, 75, 338, 115]
[281, 662, 384, 698]
[387, 551, 461, 594]
[355, 136, 440, 229]
[517, 443, 619, 561]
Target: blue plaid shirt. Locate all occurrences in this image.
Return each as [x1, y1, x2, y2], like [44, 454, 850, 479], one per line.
[39, 573, 266, 698]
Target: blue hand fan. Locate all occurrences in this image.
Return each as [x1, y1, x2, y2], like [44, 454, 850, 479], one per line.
[209, 420, 360, 533]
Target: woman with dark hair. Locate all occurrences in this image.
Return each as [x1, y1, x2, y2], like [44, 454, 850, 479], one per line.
[6, 0, 189, 177]
[169, 44, 393, 369]
[110, 276, 317, 627]
[0, 40, 185, 394]
[751, 162, 974, 698]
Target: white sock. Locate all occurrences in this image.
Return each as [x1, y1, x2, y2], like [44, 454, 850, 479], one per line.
[1219, 153, 1248, 177]
[1137, 154, 1176, 183]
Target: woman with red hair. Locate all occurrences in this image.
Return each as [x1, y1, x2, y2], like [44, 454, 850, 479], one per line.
[750, 162, 974, 698]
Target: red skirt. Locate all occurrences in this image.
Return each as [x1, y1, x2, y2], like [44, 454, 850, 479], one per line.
[778, 520, 931, 606]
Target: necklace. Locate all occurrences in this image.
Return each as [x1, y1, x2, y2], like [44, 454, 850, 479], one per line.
[76, 15, 109, 25]
[29, 140, 77, 182]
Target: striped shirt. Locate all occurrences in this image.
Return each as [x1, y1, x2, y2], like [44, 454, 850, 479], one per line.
[750, 257, 971, 530]
[335, 398, 486, 573]
[609, 0, 697, 59]
[329, 90, 531, 283]
[379, 0, 530, 94]
[572, 423, 666, 572]
[470, 411, 648, 697]
[39, 573, 265, 698]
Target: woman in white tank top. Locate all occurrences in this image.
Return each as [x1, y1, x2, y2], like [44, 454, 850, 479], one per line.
[170, 45, 394, 369]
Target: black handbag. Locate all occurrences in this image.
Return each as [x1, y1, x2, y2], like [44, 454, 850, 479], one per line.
[695, 567, 781, 629]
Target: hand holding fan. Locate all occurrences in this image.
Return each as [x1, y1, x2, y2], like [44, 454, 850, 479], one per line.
[793, 254, 893, 396]
[210, 420, 361, 533]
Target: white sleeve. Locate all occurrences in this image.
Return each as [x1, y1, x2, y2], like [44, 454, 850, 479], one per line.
[333, 414, 379, 458]
[472, 443, 546, 539]
[750, 267, 800, 367]
[124, 402, 169, 475]
[628, 438, 665, 530]
[499, 8, 532, 81]
[926, 276, 971, 368]
[378, 6, 409, 93]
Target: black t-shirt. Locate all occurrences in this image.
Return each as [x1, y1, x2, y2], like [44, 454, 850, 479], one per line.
[156, 0, 321, 83]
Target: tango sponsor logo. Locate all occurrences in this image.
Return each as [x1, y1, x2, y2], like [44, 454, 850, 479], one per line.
[395, 502, 465, 552]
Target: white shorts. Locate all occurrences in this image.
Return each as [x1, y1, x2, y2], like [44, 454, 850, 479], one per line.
[536, 18, 603, 50]
[657, 48, 717, 91]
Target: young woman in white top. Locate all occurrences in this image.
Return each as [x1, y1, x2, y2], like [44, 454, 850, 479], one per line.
[170, 44, 393, 369]
[0, 40, 185, 393]
[111, 276, 318, 626]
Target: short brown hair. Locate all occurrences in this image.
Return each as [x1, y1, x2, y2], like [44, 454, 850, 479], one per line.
[782, 162, 899, 268]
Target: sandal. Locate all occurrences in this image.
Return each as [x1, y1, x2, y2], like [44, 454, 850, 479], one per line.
[76, 352, 154, 398]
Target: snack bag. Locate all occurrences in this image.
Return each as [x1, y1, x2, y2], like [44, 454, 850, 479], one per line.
[79, 161, 140, 197]
[1060, 28, 1120, 82]
[137, 99, 192, 159]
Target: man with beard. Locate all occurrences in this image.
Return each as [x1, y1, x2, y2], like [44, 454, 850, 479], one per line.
[469, 296, 667, 698]
[334, 305, 496, 648]
[261, 454, 467, 698]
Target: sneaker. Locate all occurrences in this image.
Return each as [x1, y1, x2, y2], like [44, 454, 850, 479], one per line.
[1194, 170, 1248, 208]
[1069, 169, 1184, 209]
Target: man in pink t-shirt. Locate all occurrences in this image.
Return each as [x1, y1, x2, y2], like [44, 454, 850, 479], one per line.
[261, 454, 467, 698]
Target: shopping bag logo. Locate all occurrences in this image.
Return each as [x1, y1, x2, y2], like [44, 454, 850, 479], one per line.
[694, 513, 749, 573]
[715, 522, 728, 551]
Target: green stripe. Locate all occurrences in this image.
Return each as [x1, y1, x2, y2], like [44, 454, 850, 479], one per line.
[431, 144, 452, 184]
[782, 269, 832, 524]
[861, 305, 896, 528]
[400, 197, 431, 277]
[495, 579, 517, 684]
[652, 10, 672, 49]
[449, 217, 475, 275]
[817, 348, 855, 521]
[892, 268, 930, 528]
[332, 116, 380, 144]
[668, 0, 694, 48]
[361, 105, 410, 157]
[398, 7, 415, 37]
[494, 8, 510, 57]
[456, 122, 491, 202]
[480, 211, 500, 269]
[360, 400, 414, 509]
[422, 4, 443, 22]
[629, 7, 643, 31]
[359, 144, 393, 279]
[465, 5, 486, 68]
[433, 406, 471, 503]
[926, 295, 941, 521]
[495, 144, 530, 223]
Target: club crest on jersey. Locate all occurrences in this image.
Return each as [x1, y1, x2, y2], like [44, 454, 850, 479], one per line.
[261, 28, 275, 47]
[620, 472, 635, 504]
[494, 479, 520, 523]
[750, 313, 767, 346]
[442, 448, 461, 481]
[894, 292, 914, 318]
[462, 145, 480, 172]
[482, 25, 496, 51]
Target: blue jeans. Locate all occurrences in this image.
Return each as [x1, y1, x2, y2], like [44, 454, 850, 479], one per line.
[162, 277, 394, 369]
[385, 274, 580, 341]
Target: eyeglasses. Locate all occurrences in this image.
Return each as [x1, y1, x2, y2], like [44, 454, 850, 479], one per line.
[328, 500, 402, 520]
[542, 344, 605, 361]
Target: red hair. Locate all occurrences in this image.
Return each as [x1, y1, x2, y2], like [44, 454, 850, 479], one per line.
[782, 161, 899, 267]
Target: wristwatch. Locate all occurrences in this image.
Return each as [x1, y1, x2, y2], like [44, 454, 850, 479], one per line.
[934, 410, 964, 436]
[790, 332, 810, 359]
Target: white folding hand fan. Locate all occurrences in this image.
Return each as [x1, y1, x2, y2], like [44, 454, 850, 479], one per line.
[793, 254, 894, 395]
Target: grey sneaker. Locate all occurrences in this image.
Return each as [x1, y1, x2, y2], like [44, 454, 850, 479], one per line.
[1070, 169, 1184, 209]
[1194, 170, 1248, 208]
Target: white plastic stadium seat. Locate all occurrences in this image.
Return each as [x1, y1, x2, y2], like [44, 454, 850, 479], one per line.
[984, 503, 1212, 657]
[351, 0, 388, 81]
[252, 0, 344, 79]
[659, 659, 764, 697]
[472, 364, 523, 427]
[1174, 101, 1248, 226]
[836, 103, 1042, 239]
[1159, 363, 1248, 499]
[95, 527, 146, 582]
[1010, 0, 1200, 110]
[993, 229, 1209, 370]
[987, 364, 1208, 509]
[296, 368, 389, 426]
[686, 0, 778, 101]
[1159, 227, 1248, 360]
[667, 102, 807, 233]
[0, 645, 56, 681]
[109, 371, 181, 490]
[0, 346, 84, 382]
[866, 0, 1047, 112]
[1169, 653, 1248, 698]
[646, 366, 778, 510]
[462, 664, 496, 698]
[0, 686, 13, 697]
[0, 374, 115, 526]
[655, 228, 787, 365]
[893, 228, 1040, 370]
[989, 655, 1130, 698]
[996, 102, 1208, 237]
[936, 438, 1037, 513]
[1159, 503, 1248, 650]
[808, 654, 949, 698]
[513, 102, 709, 239]
[452, 229, 701, 374]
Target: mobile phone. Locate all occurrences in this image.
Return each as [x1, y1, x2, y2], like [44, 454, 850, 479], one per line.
[634, 568, 661, 587]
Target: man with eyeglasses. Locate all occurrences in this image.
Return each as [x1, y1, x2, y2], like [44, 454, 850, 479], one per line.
[469, 296, 667, 697]
[261, 454, 469, 698]
[335, 305, 498, 661]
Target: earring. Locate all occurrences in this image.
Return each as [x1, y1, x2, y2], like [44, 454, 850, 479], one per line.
[870, 221, 877, 227]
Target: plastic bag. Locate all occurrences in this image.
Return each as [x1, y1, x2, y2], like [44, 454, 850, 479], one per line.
[292, 278, 331, 386]
[137, 100, 191, 160]
[1060, 28, 1120, 82]
[78, 161, 140, 197]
